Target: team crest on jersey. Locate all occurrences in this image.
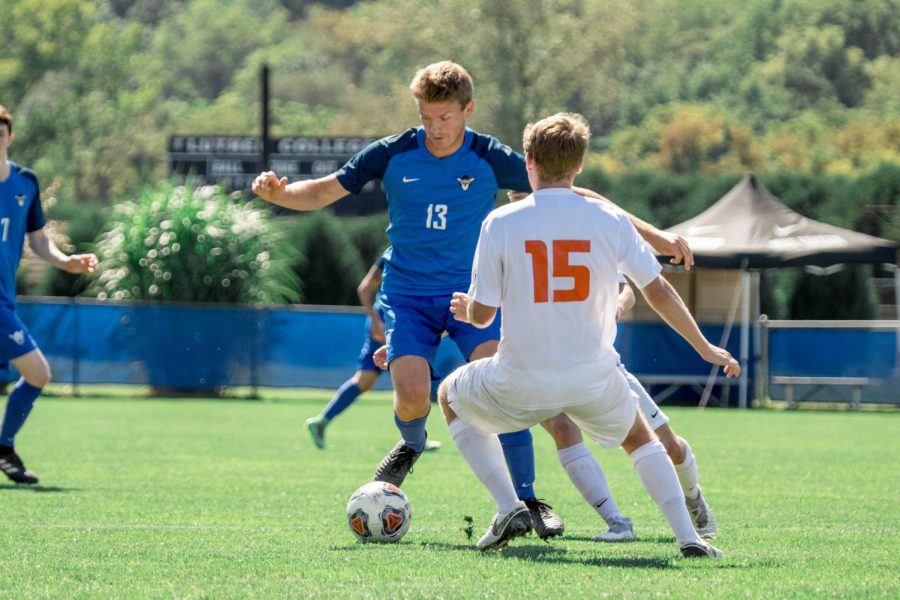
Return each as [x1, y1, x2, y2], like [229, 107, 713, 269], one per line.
[15, 194, 26, 207]
[8, 330, 25, 346]
[456, 175, 475, 191]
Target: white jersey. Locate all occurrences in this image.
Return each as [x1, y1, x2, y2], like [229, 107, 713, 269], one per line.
[470, 188, 661, 410]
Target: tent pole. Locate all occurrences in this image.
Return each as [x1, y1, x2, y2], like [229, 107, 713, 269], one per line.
[739, 266, 750, 409]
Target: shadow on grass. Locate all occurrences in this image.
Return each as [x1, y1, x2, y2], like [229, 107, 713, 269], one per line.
[0, 484, 78, 493]
[564, 533, 676, 544]
[416, 541, 677, 569]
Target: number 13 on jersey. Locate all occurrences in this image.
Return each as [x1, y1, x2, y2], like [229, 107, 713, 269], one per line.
[524, 240, 591, 303]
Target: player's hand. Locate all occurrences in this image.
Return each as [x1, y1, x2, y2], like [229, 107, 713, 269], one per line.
[507, 191, 528, 202]
[646, 229, 694, 271]
[65, 253, 98, 275]
[251, 171, 288, 203]
[373, 345, 388, 370]
[450, 292, 473, 323]
[702, 345, 740, 378]
[370, 317, 385, 344]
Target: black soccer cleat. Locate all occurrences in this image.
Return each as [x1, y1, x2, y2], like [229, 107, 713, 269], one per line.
[373, 440, 423, 487]
[0, 450, 39, 485]
[524, 498, 565, 540]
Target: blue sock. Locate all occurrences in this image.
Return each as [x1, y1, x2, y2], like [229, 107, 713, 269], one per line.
[322, 380, 362, 421]
[395, 412, 428, 453]
[499, 429, 536, 500]
[1, 379, 43, 447]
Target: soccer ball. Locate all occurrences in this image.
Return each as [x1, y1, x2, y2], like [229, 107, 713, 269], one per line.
[346, 481, 411, 543]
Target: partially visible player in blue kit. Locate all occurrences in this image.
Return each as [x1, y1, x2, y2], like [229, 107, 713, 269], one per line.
[305, 252, 440, 452]
[252, 62, 692, 538]
[0, 104, 98, 484]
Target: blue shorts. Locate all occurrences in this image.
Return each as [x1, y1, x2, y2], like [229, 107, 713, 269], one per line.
[0, 306, 38, 362]
[380, 292, 501, 365]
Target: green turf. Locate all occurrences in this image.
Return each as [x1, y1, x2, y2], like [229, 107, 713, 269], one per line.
[1, 390, 898, 599]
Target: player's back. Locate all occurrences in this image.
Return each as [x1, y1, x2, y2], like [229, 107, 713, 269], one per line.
[474, 188, 658, 408]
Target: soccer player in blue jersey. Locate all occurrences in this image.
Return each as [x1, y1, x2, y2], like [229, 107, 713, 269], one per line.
[0, 105, 98, 484]
[252, 62, 692, 537]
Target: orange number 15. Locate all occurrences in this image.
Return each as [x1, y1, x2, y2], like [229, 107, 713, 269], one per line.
[524, 240, 591, 303]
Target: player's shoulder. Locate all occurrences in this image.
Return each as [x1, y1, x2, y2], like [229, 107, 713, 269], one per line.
[468, 129, 516, 160]
[10, 161, 38, 186]
[364, 129, 419, 157]
[484, 195, 536, 226]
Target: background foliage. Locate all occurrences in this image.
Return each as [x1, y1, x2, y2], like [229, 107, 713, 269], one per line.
[2, 0, 898, 315]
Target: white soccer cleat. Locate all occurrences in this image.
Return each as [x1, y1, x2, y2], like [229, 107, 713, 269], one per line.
[680, 539, 724, 558]
[686, 488, 718, 539]
[592, 516, 636, 542]
[476, 501, 532, 551]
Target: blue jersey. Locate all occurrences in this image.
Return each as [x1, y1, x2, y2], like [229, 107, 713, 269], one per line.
[0, 161, 45, 308]
[336, 127, 530, 295]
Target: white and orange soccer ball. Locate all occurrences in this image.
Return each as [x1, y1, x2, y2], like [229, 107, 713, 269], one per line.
[346, 481, 411, 543]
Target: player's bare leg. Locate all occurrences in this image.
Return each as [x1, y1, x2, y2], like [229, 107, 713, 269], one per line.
[1, 349, 51, 485]
[620, 413, 722, 557]
[656, 423, 717, 538]
[437, 381, 531, 550]
[542, 413, 635, 541]
[373, 356, 431, 486]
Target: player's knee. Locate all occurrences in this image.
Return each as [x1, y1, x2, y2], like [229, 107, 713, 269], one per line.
[541, 414, 584, 449]
[663, 435, 686, 464]
[654, 425, 684, 463]
[27, 365, 51, 389]
[354, 370, 379, 392]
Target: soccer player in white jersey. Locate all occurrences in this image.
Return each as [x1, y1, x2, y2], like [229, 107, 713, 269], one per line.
[437, 112, 738, 556]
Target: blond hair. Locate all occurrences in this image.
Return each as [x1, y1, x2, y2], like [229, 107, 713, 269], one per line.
[409, 61, 473, 107]
[0, 105, 12, 133]
[523, 113, 590, 182]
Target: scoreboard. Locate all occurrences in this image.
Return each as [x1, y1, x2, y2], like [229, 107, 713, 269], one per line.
[168, 135, 386, 215]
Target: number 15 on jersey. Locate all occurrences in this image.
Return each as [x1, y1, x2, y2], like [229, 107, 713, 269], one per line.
[524, 239, 591, 303]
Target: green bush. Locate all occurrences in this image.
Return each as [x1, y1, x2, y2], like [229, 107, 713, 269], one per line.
[90, 181, 300, 304]
[284, 211, 364, 306]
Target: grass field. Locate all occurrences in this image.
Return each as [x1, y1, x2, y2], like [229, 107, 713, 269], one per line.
[1, 389, 898, 599]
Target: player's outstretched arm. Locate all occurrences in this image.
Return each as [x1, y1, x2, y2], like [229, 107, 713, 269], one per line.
[640, 276, 740, 378]
[572, 186, 694, 270]
[450, 292, 497, 329]
[27, 229, 98, 274]
[251, 172, 350, 212]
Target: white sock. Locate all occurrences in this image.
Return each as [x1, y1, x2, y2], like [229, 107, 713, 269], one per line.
[449, 419, 519, 514]
[674, 440, 700, 500]
[558, 442, 622, 524]
[631, 440, 700, 545]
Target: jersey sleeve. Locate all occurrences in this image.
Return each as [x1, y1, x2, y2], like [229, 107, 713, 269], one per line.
[468, 215, 503, 308]
[23, 170, 46, 232]
[335, 137, 392, 195]
[616, 213, 661, 289]
[484, 137, 531, 193]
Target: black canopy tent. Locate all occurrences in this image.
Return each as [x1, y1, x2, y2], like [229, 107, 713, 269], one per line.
[664, 174, 898, 407]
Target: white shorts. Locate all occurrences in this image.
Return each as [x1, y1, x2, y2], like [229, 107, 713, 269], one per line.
[618, 364, 669, 430]
[446, 358, 638, 449]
